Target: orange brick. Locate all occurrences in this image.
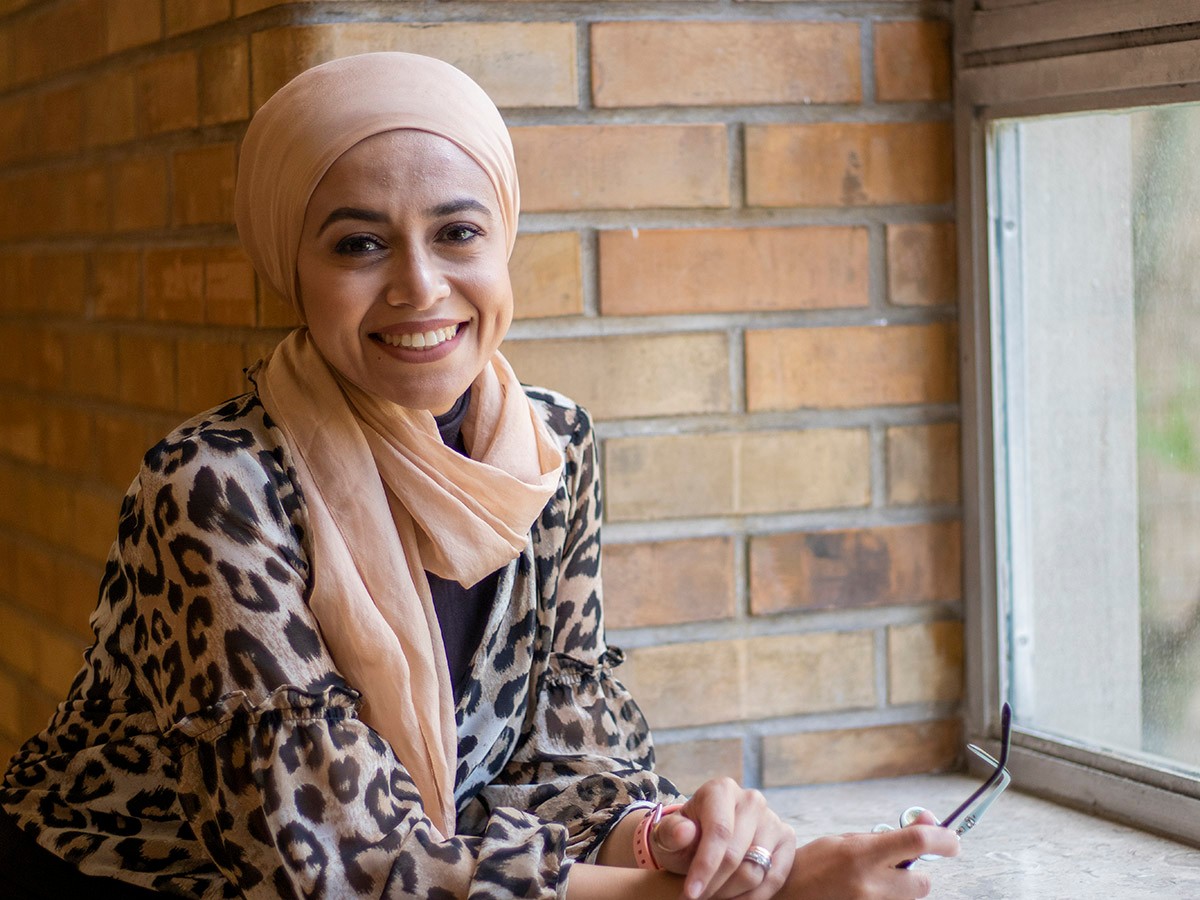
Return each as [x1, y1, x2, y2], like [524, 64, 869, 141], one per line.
[762, 719, 960, 787]
[137, 51, 199, 135]
[605, 428, 869, 521]
[0, 94, 35, 164]
[68, 487, 121, 564]
[117, 333, 178, 411]
[172, 143, 236, 225]
[39, 166, 107, 237]
[64, 330, 121, 400]
[166, 0, 230, 35]
[887, 222, 956, 306]
[11, 0, 105, 84]
[111, 154, 169, 232]
[204, 246, 256, 326]
[145, 248, 205, 323]
[91, 250, 143, 320]
[745, 323, 959, 411]
[54, 557, 103, 639]
[176, 337, 250, 413]
[513, 125, 729, 212]
[0, 179, 17, 240]
[619, 630, 876, 729]
[0, 466, 22, 528]
[106, 0, 163, 53]
[250, 23, 577, 110]
[236, 0, 291, 11]
[0, 533, 14, 598]
[257, 279, 299, 328]
[750, 521, 962, 615]
[200, 36, 250, 125]
[34, 625, 87, 696]
[84, 70, 137, 147]
[501, 333, 730, 420]
[0, 605, 38, 678]
[26, 478, 75, 550]
[745, 122, 953, 207]
[20, 692, 58, 742]
[875, 20, 951, 102]
[887, 422, 960, 506]
[41, 404, 94, 477]
[654, 738, 744, 795]
[510, 232, 583, 320]
[4, 325, 66, 391]
[599, 226, 868, 316]
[36, 252, 87, 316]
[0, 397, 42, 464]
[93, 413, 157, 490]
[0, 256, 17, 313]
[0, 670, 21, 739]
[13, 544, 60, 619]
[38, 84, 84, 157]
[592, 22, 859, 107]
[888, 620, 963, 704]
[604, 537, 735, 629]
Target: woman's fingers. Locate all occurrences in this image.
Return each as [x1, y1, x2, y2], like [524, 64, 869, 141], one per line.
[788, 828, 956, 900]
[683, 783, 794, 900]
[882, 822, 960, 864]
[730, 828, 796, 900]
[652, 811, 698, 858]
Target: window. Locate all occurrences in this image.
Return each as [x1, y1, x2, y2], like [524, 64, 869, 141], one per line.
[955, 1, 1200, 843]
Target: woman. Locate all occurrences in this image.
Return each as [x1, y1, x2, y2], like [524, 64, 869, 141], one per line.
[0, 53, 956, 898]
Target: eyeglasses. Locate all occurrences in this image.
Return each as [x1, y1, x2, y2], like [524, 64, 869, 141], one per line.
[938, 702, 1012, 838]
[877, 702, 1013, 866]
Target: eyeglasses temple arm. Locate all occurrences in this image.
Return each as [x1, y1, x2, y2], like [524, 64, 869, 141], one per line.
[939, 702, 1012, 830]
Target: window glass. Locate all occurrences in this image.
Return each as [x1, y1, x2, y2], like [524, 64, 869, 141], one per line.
[991, 103, 1200, 773]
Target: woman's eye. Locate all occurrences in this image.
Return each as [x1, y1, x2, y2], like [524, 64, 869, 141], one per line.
[334, 234, 384, 255]
[441, 224, 482, 243]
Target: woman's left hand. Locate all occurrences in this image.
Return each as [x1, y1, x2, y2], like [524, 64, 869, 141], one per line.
[651, 777, 796, 900]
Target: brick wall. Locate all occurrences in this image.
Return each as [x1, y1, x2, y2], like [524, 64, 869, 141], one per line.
[0, 0, 961, 793]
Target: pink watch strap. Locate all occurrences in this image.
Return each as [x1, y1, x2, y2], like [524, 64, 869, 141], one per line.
[633, 802, 686, 870]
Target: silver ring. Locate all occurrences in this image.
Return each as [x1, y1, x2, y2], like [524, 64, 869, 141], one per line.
[743, 845, 773, 872]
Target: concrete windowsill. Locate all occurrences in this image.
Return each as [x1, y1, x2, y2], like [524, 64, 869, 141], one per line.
[765, 774, 1200, 899]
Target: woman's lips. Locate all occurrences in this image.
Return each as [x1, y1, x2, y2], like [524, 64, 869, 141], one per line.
[369, 322, 464, 362]
[376, 324, 459, 350]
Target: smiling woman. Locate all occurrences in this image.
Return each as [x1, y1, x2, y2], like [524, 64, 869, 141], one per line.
[0, 52, 957, 900]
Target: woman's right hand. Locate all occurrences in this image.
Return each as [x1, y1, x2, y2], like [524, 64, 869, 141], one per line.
[783, 820, 960, 899]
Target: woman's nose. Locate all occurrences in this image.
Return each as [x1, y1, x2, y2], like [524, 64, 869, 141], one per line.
[384, 246, 450, 308]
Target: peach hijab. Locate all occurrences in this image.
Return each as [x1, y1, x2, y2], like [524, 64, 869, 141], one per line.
[234, 53, 563, 837]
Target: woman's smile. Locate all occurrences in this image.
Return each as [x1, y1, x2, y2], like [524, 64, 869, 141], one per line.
[373, 323, 461, 350]
[370, 320, 466, 360]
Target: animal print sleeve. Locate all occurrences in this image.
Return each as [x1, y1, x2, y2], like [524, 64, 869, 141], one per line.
[166, 685, 571, 899]
[474, 405, 685, 861]
[130, 428, 575, 899]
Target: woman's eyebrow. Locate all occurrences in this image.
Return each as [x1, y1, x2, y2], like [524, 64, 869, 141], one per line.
[316, 199, 491, 236]
[317, 206, 389, 235]
[428, 198, 492, 219]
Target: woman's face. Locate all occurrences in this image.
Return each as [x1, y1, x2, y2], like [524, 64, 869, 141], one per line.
[296, 129, 513, 414]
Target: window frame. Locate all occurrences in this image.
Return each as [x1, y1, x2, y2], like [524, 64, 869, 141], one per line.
[954, 0, 1200, 845]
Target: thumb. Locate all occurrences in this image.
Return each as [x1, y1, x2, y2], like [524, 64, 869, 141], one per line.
[654, 810, 700, 857]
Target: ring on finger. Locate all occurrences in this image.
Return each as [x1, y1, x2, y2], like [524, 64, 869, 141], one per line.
[742, 845, 773, 872]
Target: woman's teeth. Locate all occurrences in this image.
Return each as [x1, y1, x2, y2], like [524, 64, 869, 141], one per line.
[378, 325, 459, 349]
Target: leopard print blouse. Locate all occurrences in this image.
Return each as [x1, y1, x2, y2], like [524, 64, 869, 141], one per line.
[1, 386, 681, 899]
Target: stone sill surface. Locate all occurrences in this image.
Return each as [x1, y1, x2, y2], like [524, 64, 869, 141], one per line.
[766, 774, 1200, 899]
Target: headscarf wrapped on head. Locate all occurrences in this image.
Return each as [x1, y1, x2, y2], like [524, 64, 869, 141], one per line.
[234, 52, 561, 838]
[236, 51, 520, 314]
